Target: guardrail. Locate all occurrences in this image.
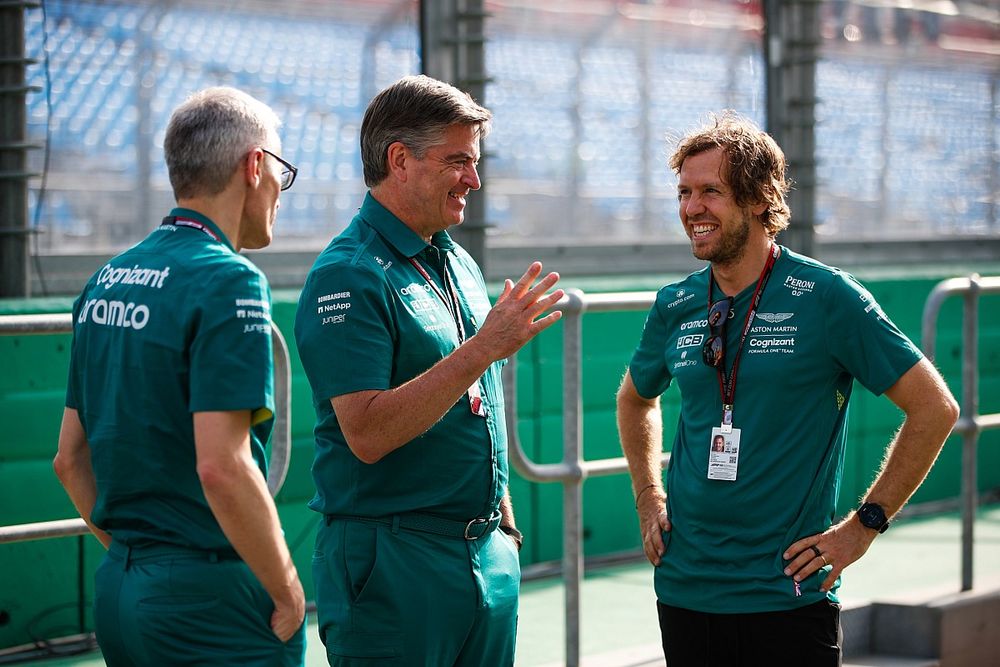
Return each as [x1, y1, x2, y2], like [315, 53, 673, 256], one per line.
[921, 274, 1000, 592]
[508, 278, 1000, 665]
[503, 289, 669, 667]
[0, 313, 293, 544]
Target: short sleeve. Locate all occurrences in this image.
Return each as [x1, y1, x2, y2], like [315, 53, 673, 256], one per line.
[824, 272, 922, 395]
[188, 262, 274, 424]
[65, 291, 86, 410]
[628, 292, 673, 399]
[294, 261, 394, 401]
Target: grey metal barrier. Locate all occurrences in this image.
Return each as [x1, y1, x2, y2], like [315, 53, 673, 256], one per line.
[0, 312, 293, 544]
[503, 289, 669, 667]
[921, 274, 1000, 592]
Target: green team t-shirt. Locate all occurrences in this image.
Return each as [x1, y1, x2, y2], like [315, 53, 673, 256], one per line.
[65, 208, 274, 551]
[628, 247, 922, 613]
[294, 193, 507, 521]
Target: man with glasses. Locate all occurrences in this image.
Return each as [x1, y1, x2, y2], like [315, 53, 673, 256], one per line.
[54, 86, 306, 666]
[616, 111, 958, 666]
[294, 75, 563, 665]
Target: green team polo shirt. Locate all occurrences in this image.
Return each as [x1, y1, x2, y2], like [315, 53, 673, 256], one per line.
[65, 208, 274, 551]
[628, 246, 922, 613]
[294, 193, 507, 522]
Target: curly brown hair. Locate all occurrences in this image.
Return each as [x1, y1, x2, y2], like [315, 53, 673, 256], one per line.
[668, 111, 791, 238]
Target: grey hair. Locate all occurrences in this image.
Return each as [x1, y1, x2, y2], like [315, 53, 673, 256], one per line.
[164, 87, 282, 200]
[360, 75, 492, 187]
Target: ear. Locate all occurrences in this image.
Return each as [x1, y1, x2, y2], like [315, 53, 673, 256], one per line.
[244, 148, 264, 189]
[385, 141, 409, 183]
[751, 201, 768, 217]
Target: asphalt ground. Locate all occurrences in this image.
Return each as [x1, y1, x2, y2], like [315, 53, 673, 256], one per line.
[9, 502, 1000, 667]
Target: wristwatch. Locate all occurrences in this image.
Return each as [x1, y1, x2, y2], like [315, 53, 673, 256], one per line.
[499, 525, 524, 551]
[857, 502, 890, 534]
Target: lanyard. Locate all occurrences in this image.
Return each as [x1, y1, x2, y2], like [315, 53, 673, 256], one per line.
[408, 255, 467, 343]
[161, 216, 220, 242]
[709, 243, 780, 430]
[408, 254, 486, 417]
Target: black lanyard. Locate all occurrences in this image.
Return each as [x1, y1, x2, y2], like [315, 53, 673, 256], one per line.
[709, 243, 780, 430]
[161, 216, 220, 242]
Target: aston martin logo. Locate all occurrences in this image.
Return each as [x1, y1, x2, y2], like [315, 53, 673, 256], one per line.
[756, 312, 794, 324]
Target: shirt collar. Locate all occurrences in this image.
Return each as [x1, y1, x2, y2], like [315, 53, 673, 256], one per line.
[358, 192, 456, 259]
[168, 207, 234, 253]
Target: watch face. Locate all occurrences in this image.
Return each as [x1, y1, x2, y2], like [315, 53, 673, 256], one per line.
[859, 503, 887, 530]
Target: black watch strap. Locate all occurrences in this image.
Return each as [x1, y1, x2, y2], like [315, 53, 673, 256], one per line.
[499, 525, 523, 551]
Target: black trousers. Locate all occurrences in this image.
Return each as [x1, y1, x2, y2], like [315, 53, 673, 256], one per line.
[657, 599, 842, 667]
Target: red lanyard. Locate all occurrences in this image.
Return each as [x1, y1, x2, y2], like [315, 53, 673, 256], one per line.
[709, 244, 780, 429]
[162, 216, 220, 242]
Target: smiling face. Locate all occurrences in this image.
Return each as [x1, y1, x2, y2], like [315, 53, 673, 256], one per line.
[400, 123, 482, 240]
[677, 146, 766, 267]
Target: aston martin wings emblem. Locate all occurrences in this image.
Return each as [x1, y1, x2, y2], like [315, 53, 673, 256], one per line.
[756, 312, 794, 323]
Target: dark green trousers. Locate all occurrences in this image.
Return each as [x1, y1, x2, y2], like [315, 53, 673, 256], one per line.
[314, 518, 520, 666]
[95, 541, 306, 666]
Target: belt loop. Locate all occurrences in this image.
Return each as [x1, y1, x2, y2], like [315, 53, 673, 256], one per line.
[391, 515, 400, 534]
[123, 544, 133, 571]
[325, 515, 333, 527]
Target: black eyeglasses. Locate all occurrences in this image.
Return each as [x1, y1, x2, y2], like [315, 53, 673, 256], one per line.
[261, 148, 298, 191]
[702, 296, 733, 368]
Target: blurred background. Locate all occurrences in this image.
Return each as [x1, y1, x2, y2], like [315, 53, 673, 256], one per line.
[5, 0, 999, 294]
[1, 2, 998, 664]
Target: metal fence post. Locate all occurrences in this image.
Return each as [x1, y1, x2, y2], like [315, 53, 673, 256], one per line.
[922, 274, 1000, 592]
[562, 289, 585, 667]
[959, 275, 981, 591]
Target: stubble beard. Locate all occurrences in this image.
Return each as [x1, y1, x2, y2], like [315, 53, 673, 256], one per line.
[692, 210, 752, 267]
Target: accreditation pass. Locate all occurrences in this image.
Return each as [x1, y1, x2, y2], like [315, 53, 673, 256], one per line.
[707, 426, 741, 481]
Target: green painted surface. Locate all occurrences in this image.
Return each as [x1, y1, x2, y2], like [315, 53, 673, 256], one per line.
[1, 268, 999, 649]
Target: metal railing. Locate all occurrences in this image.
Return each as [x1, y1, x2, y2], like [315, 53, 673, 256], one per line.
[503, 289, 668, 667]
[921, 274, 1000, 592]
[507, 278, 1000, 664]
[0, 313, 293, 544]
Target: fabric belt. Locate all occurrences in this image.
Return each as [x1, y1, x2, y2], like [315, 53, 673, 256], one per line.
[324, 509, 503, 541]
[108, 540, 240, 570]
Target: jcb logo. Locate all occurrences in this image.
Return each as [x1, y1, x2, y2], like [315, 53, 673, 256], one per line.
[676, 334, 704, 349]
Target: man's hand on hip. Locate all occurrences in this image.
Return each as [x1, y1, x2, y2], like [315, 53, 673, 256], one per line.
[783, 516, 877, 593]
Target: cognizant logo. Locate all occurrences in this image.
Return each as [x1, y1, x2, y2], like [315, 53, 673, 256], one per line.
[97, 264, 170, 290]
[399, 282, 432, 296]
[78, 298, 150, 330]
